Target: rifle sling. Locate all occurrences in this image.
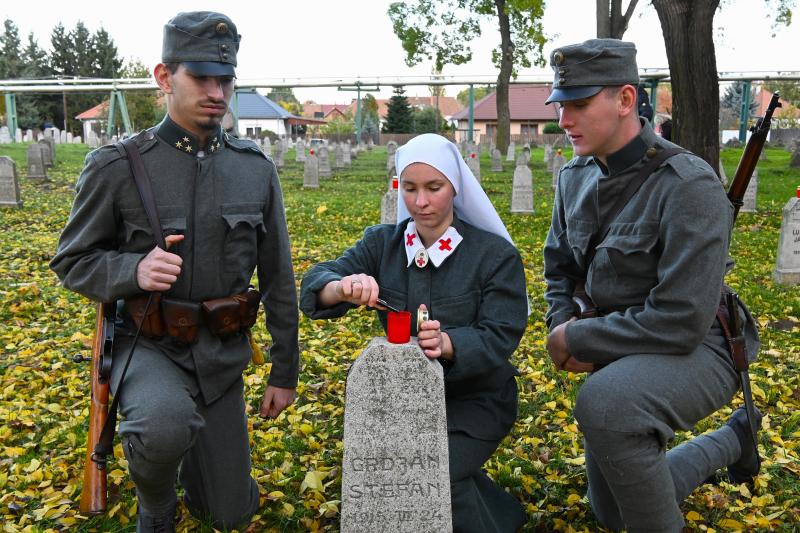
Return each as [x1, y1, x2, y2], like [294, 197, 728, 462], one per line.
[584, 147, 688, 269]
[94, 138, 165, 464]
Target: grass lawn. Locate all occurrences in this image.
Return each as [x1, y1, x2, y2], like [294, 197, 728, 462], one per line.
[0, 139, 798, 532]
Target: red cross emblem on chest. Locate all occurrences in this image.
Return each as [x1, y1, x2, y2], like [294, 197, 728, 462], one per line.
[417, 256, 426, 266]
[406, 233, 416, 246]
[438, 238, 452, 251]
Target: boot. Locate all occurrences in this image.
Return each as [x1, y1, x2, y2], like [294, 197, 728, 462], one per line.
[726, 406, 762, 484]
[137, 503, 176, 533]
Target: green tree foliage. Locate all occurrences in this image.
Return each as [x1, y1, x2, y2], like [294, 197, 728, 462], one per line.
[383, 86, 413, 133]
[456, 85, 494, 106]
[388, 0, 547, 152]
[118, 59, 161, 132]
[321, 116, 355, 136]
[763, 80, 800, 105]
[543, 122, 564, 134]
[17, 32, 57, 130]
[0, 19, 22, 78]
[361, 93, 381, 126]
[411, 106, 445, 134]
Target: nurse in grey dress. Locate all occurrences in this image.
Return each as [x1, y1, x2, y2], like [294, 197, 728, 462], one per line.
[300, 133, 529, 532]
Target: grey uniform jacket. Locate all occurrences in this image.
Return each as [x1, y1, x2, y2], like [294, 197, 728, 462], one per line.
[300, 216, 528, 441]
[51, 116, 300, 403]
[544, 121, 758, 366]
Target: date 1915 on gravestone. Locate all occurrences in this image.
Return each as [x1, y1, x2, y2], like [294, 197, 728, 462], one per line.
[341, 337, 452, 533]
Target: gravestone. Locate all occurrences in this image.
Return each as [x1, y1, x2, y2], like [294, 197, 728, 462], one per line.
[551, 150, 567, 188]
[303, 150, 319, 189]
[274, 143, 285, 168]
[0, 156, 22, 208]
[0, 126, 11, 144]
[491, 149, 502, 172]
[318, 146, 332, 177]
[515, 152, 528, 168]
[74, 136, 82, 144]
[343, 143, 352, 166]
[466, 152, 481, 183]
[380, 177, 399, 224]
[60, 130, 68, 144]
[43, 137, 56, 165]
[506, 141, 516, 162]
[15, 129, 22, 143]
[26, 144, 47, 180]
[741, 169, 758, 213]
[341, 337, 452, 533]
[296, 139, 306, 162]
[263, 137, 272, 158]
[335, 143, 345, 169]
[66, 132, 73, 144]
[544, 144, 554, 172]
[387, 141, 398, 172]
[773, 189, 800, 285]
[367, 138, 374, 151]
[522, 146, 531, 163]
[510, 164, 534, 214]
[24, 130, 33, 143]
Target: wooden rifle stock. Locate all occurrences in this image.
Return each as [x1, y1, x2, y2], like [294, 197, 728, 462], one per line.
[727, 92, 782, 222]
[79, 302, 114, 515]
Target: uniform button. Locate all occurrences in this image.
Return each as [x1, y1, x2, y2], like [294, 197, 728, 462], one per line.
[145, 131, 154, 140]
[221, 44, 229, 52]
[646, 147, 658, 158]
[216, 22, 228, 34]
[222, 53, 228, 59]
[559, 77, 566, 84]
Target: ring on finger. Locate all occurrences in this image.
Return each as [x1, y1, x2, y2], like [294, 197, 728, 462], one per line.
[352, 279, 362, 285]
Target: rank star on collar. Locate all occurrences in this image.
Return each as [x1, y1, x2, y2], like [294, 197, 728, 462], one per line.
[403, 221, 463, 268]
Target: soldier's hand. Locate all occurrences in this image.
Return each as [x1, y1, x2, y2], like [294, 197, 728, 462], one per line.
[260, 385, 296, 419]
[546, 318, 575, 370]
[136, 234, 184, 292]
[561, 356, 595, 374]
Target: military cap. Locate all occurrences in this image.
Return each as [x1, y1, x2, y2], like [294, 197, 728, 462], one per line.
[545, 38, 639, 104]
[162, 11, 240, 77]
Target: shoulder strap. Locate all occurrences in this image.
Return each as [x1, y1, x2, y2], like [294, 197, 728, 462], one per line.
[586, 147, 688, 266]
[120, 138, 166, 250]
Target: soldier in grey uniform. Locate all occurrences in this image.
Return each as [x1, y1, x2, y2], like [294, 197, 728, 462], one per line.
[51, 12, 299, 532]
[542, 39, 761, 532]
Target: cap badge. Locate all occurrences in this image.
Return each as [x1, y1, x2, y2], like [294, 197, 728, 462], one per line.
[215, 22, 228, 34]
[553, 50, 565, 66]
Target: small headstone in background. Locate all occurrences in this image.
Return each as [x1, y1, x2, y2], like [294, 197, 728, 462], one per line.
[0, 156, 22, 208]
[263, 137, 272, 158]
[466, 151, 481, 183]
[274, 143, 285, 168]
[544, 144, 554, 172]
[343, 142, 352, 166]
[491, 148, 502, 172]
[26, 144, 47, 180]
[773, 188, 800, 285]
[38, 139, 53, 168]
[15, 128, 22, 142]
[318, 146, 332, 177]
[60, 130, 68, 144]
[510, 164, 534, 214]
[741, 169, 758, 213]
[24, 130, 33, 143]
[303, 150, 320, 189]
[0, 126, 11, 144]
[335, 143, 345, 169]
[380, 177, 399, 224]
[506, 141, 516, 162]
[367, 138, 374, 150]
[74, 135, 82, 144]
[66, 132, 73, 144]
[296, 139, 306, 162]
[551, 149, 567, 188]
[341, 337, 452, 533]
[45, 136, 56, 164]
[515, 152, 528, 168]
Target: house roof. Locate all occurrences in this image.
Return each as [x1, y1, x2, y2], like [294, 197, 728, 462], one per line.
[75, 101, 109, 120]
[301, 103, 350, 120]
[237, 90, 292, 119]
[754, 88, 798, 118]
[451, 85, 558, 121]
[364, 95, 463, 119]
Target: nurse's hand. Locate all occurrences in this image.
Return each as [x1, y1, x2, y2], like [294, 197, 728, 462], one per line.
[319, 274, 381, 309]
[417, 304, 453, 361]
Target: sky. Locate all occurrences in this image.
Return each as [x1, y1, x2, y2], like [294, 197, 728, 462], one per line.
[2, 0, 798, 104]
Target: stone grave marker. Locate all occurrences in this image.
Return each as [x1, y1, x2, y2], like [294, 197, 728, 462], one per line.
[0, 126, 11, 144]
[380, 177, 399, 224]
[44, 136, 56, 164]
[38, 139, 53, 168]
[303, 150, 319, 189]
[506, 141, 516, 162]
[335, 143, 345, 169]
[0, 156, 22, 208]
[343, 143, 352, 166]
[341, 337, 452, 533]
[551, 149, 566, 188]
[741, 169, 758, 213]
[367, 138, 374, 150]
[263, 137, 272, 158]
[74, 135, 82, 144]
[466, 151, 481, 183]
[26, 144, 47, 180]
[15, 128, 22, 142]
[544, 144, 554, 172]
[24, 130, 33, 143]
[510, 163, 534, 214]
[60, 130, 68, 144]
[274, 143, 285, 168]
[491, 149, 502, 172]
[773, 188, 800, 285]
[318, 146, 332, 177]
[296, 139, 306, 162]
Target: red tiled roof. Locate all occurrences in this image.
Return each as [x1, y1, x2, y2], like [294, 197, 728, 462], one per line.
[754, 88, 798, 118]
[75, 101, 108, 120]
[451, 85, 558, 121]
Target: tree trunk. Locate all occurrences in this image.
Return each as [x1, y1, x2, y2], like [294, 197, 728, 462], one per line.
[495, 0, 513, 154]
[652, 0, 720, 175]
[597, 0, 640, 38]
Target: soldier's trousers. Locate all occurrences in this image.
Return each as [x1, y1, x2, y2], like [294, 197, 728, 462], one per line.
[449, 431, 526, 533]
[573, 331, 741, 533]
[110, 337, 259, 530]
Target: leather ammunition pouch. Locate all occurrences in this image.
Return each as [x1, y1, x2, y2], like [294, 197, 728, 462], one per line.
[124, 287, 261, 344]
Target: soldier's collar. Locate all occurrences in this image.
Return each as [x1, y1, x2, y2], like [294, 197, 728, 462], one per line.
[157, 115, 224, 156]
[598, 119, 660, 176]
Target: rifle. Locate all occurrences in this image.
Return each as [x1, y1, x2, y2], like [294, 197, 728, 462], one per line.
[727, 91, 782, 221]
[79, 301, 116, 515]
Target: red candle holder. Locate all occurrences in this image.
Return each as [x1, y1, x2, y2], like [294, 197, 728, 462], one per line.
[387, 311, 411, 344]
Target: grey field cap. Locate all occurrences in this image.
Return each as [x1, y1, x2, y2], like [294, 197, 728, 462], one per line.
[545, 38, 639, 104]
[162, 11, 240, 76]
